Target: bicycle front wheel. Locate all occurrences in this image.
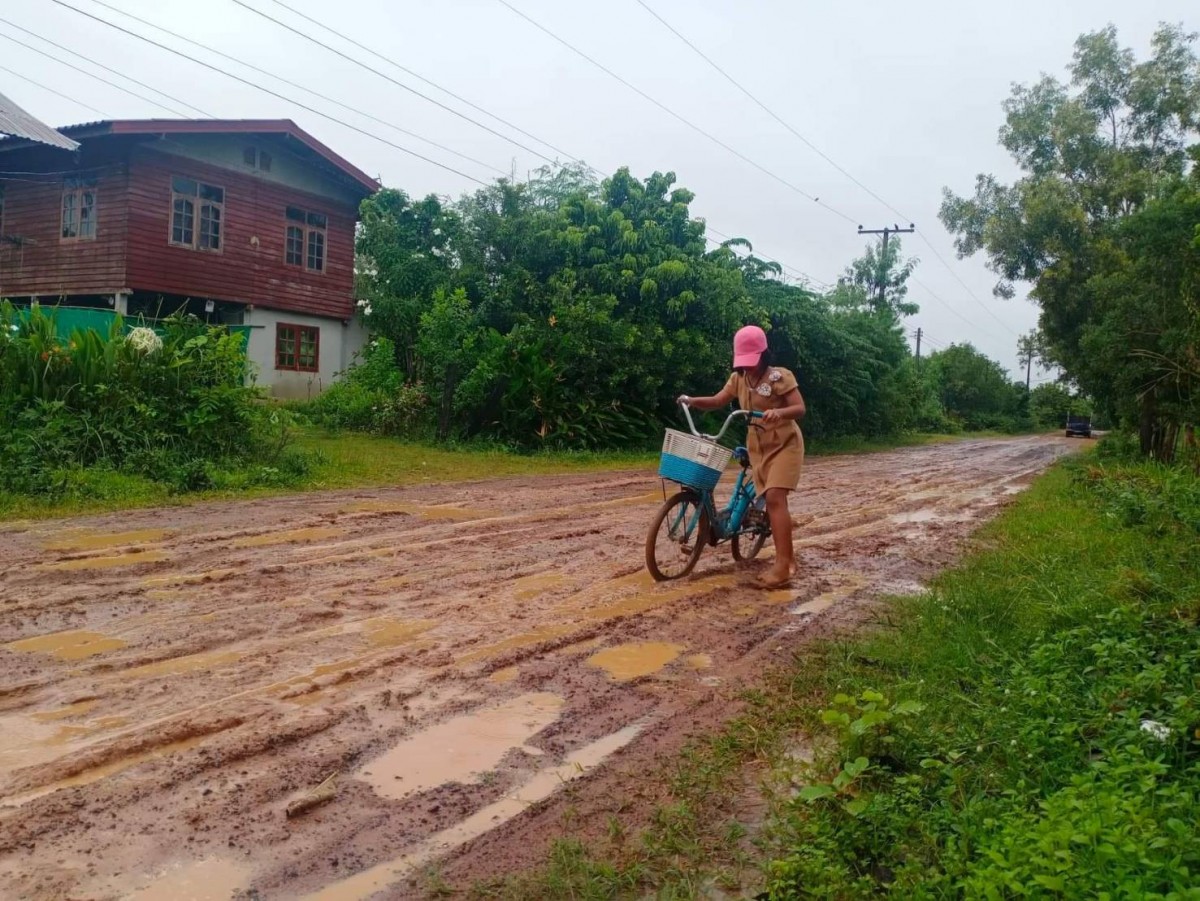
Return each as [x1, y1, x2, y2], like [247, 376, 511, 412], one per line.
[645, 490, 709, 581]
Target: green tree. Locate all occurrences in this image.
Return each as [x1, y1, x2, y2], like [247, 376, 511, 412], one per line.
[940, 23, 1200, 458]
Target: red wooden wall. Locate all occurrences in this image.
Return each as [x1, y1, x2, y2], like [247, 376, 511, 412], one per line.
[125, 148, 357, 319]
[1, 143, 359, 320]
[0, 163, 129, 298]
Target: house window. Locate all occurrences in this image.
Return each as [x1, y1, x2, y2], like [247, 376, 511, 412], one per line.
[170, 176, 223, 252]
[275, 323, 319, 372]
[61, 178, 97, 241]
[284, 206, 327, 272]
[244, 147, 272, 172]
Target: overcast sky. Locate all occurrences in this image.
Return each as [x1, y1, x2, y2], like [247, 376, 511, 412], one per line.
[4, 0, 1196, 378]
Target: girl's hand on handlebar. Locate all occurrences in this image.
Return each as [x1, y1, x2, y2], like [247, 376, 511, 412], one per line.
[761, 409, 782, 423]
[676, 395, 691, 406]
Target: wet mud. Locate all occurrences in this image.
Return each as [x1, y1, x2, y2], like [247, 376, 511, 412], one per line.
[0, 436, 1074, 899]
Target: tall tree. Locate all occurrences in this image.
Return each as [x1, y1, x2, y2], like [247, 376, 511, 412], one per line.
[940, 23, 1200, 458]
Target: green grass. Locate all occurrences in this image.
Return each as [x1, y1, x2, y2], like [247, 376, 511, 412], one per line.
[466, 453, 1200, 899]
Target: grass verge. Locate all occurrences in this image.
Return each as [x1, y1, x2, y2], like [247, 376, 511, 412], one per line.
[466, 453, 1200, 899]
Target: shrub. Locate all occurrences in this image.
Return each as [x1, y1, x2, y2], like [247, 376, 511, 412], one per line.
[0, 302, 306, 497]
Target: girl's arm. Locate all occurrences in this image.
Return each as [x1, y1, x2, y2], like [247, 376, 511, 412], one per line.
[762, 388, 806, 423]
[678, 383, 736, 412]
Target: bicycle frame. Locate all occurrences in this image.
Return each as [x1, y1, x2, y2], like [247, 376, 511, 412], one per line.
[673, 403, 764, 546]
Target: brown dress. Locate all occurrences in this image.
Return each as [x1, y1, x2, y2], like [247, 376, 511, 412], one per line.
[724, 367, 805, 492]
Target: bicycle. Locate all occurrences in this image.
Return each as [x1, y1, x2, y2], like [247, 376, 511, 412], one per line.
[645, 401, 771, 581]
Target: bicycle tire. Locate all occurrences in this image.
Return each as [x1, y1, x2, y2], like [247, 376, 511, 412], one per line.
[645, 490, 709, 581]
[731, 527, 769, 562]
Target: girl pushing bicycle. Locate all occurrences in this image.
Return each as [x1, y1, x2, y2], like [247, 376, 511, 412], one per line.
[678, 325, 806, 589]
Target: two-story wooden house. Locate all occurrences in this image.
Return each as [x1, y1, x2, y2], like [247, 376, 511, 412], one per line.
[0, 119, 379, 398]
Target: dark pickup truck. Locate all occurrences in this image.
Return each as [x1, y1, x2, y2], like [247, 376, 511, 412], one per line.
[1065, 415, 1093, 438]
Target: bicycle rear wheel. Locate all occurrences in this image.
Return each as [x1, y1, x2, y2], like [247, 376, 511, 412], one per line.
[645, 490, 709, 581]
[731, 527, 769, 562]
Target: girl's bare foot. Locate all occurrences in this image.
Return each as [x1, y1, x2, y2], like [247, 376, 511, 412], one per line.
[753, 567, 792, 590]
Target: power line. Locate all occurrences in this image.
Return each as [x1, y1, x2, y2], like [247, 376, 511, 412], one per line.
[260, 0, 581, 165]
[914, 234, 1019, 337]
[632, 1, 1018, 341]
[229, 0, 561, 168]
[0, 63, 109, 118]
[634, 0, 907, 223]
[0, 32, 192, 120]
[50, 0, 491, 186]
[212, 0, 838, 287]
[496, 0, 856, 225]
[76, 0, 507, 177]
[0, 15, 209, 117]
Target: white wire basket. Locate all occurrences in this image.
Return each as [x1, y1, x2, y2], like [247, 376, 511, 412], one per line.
[658, 429, 733, 490]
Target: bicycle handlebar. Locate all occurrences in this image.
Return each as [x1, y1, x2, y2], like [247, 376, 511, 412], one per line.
[678, 400, 763, 442]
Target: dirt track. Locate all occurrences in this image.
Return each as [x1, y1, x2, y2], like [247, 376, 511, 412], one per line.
[0, 435, 1074, 900]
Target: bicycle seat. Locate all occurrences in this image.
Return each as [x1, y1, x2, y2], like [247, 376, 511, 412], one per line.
[733, 446, 750, 467]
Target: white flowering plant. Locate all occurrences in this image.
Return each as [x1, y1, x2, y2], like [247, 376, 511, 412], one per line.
[126, 326, 163, 355]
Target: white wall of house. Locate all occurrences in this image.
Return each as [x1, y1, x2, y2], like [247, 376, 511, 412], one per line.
[243, 306, 367, 400]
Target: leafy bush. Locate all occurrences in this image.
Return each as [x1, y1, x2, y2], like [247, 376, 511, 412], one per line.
[764, 464, 1200, 898]
[0, 302, 306, 497]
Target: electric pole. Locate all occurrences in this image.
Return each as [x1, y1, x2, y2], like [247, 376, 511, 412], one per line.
[1026, 354, 1032, 393]
[914, 328, 922, 369]
[858, 223, 915, 308]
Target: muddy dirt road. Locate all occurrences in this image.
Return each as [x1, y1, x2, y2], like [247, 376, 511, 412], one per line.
[0, 436, 1074, 899]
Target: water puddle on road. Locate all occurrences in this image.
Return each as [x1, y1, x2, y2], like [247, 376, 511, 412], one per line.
[30, 699, 99, 721]
[7, 629, 128, 661]
[488, 666, 519, 684]
[5, 733, 210, 806]
[37, 551, 168, 572]
[121, 650, 241, 679]
[586, 642, 684, 682]
[561, 572, 737, 623]
[231, 526, 345, 548]
[41, 528, 173, 552]
[121, 857, 251, 901]
[360, 618, 435, 648]
[792, 574, 870, 618]
[309, 723, 644, 901]
[457, 624, 577, 666]
[887, 508, 940, 525]
[513, 572, 566, 601]
[344, 501, 498, 521]
[358, 692, 564, 801]
[685, 653, 713, 670]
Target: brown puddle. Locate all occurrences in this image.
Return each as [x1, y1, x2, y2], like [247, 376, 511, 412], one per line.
[6, 733, 210, 806]
[685, 653, 713, 670]
[512, 572, 566, 601]
[360, 617, 435, 648]
[586, 642, 684, 682]
[344, 501, 497, 521]
[488, 666, 519, 684]
[575, 573, 737, 622]
[40, 528, 173, 552]
[457, 624, 576, 666]
[7, 629, 128, 661]
[37, 550, 168, 572]
[357, 692, 564, 801]
[118, 856, 250, 900]
[231, 526, 345, 548]
[792, 573, 869, 617]
[309, 723, 643, 901]
[121, 650, 241, 679]
[30, 699, 99, 721]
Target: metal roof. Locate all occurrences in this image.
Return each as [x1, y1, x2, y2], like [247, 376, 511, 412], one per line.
[58, 119, 378, 193]
[0, 90, 79, 151]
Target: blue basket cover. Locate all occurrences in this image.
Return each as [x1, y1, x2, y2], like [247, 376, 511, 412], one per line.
[659, 452, 722, 490]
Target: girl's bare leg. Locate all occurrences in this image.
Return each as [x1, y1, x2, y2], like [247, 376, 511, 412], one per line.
[764, 488, 793, 584]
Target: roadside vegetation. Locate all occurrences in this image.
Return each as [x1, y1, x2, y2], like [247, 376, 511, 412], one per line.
[470, 439, 1200, 899]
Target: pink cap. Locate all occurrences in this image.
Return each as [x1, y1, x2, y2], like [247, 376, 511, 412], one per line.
[732, 325, 768, 369]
